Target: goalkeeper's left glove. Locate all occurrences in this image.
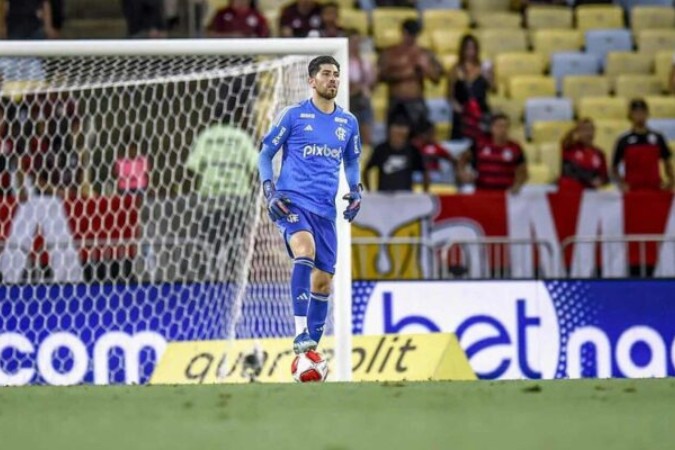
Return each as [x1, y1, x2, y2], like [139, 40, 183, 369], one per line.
[342, 184, 362, 222]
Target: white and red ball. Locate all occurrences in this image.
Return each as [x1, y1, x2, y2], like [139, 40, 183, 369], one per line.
[291, 350, 328, 382]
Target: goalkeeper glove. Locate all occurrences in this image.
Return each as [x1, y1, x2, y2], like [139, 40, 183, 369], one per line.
[342, 184, 362, 222]
[263, 180, 291, 221]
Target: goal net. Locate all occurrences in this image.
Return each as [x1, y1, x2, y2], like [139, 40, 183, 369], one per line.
[0, 40, 351, 385]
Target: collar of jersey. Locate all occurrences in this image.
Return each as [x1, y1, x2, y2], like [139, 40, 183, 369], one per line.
[308, 98, 337, 116]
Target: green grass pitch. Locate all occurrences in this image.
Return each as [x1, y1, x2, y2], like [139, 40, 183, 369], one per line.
[1, 379, 674, 450]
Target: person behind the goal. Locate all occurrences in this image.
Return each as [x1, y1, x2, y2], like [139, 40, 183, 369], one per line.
[258, 55, 362, 354]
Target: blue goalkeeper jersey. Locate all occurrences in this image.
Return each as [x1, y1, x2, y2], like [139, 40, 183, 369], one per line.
[260, 98, 361, 220]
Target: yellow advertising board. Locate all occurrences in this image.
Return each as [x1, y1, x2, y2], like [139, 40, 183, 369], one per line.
[150, 333, 475, 384]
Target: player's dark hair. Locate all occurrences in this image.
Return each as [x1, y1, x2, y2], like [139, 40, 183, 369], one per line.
[308, 56, 340, 78]
[490, 112, 510, 124]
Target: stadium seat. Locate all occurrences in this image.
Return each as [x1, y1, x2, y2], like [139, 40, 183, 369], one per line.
[510, 76, 556, 101]
[531, 120, 575, 145]
[584, 29, 633, 68]
[630, 5, 675, 32]
[489, 95, 524, 124]
[435, 121, 451, 141]
[426, 98, 452, 124]
[424, 77, 448, 100]
[525, 97, 574, 135]
[526, 6, 574, 30]
[575, 5, 625, 32]
[538, 142, 562, 181]
[562, 75, 612, 104]
[528, 163, 552, 184]
[418, 31, 433, 49]
[416, 0, 461, 11]
[533, 30, 583, 64]
[648, 118, 675, 141]
[636, 30, 675, 56]
[467, 0, 511, 20]
[474, 12, 521, 29]
[372, 8, 419, 49]
[645, 96, 675, 119]
[522, 142, 540, 164]
[431, 29, 469, 55]
[339, 9, 368, 36]
[438, 53, 459, 72]
[594, 119, 631, 158]
[577, 96, 628, 121]
[495, 52, 546, 95]
[423, 9, 470, 31]
[655, 51, 675, 92]
[479, 29, 528, 60]
[615, 75, 662, 98]
[550, 52, 600, 93]
[604, 52, 653, 84]
[510, 124, 527, 145]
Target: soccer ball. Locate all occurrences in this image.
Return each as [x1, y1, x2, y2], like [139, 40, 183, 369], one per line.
[291, 350, 328, 382]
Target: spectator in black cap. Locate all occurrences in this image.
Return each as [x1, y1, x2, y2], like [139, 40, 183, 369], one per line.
[377, 19, 443, 136]
[364, 115, 429, 192]
[612, 98, 674, 192]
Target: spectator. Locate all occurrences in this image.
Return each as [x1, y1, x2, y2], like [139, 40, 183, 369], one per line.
[348, 29, 376, 149]
[48, 0, 64, 34]
[207, 0, 270, 38]
[612, 98, 674, 192]
[279, 0, 322, 38]
[378, 19, 443, 133]
[317, 2, 344, 38]
[411, 120, 458, 183]
[1, 0, 59, 39]
[558, 118, 608, 193]
[447, 34, 492, 143]
[121, 0, 168, 38]
[363, 116, 429, 192]
[115, 133, 150, 195]
[458, 113, 528, 193]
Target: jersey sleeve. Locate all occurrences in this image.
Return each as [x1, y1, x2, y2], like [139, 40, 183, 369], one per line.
[259, 106, 294, 183]
[612, 136, 627, 168]
[657, 133, 672, 160]
[343, 115, 362, 162]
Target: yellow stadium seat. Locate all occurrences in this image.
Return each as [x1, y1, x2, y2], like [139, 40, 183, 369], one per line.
[631, 6, 675, 33]
[467, 0, 511, 19]
[604, 52, 653, 84]
[510, 125, 527, 145]
[495, 52, 546, 94]
[578, 96, 628, 121]
[522, 142, 540, 164]
[575, 5, 624, 32]
[531, 120, 575, 145]
[431, 29, 470, 55]
[424, 77, 448, 100]
[594, 119, 630, 159]
[418, 31, 433, 49]
[645, 96, 675, 119]
[532, 29, 582, 61]
[538, 142, 562, 181]
[423, 9, 470, 30]
[509, 75, 556, 101]
[438, 53, 459, 72]
[435, 122, 451, 141]
[372, 8, 418, 48]
[655, 51, 675, 92]
[526, 6, 573, 30]
[479, 29, 528, 60]
[562, 75, 611, 104]
[670, 140, 675, 153]
[474, 12, 522, 29]
[528, 163, 552, 184]
[615, 75, 662, 98]
[339, 9, 368, 36]
[263, 9, 280, 36]
[489, 95, 524, 124]
[372, 97, 387, 124]
[636, 30, 675, 56]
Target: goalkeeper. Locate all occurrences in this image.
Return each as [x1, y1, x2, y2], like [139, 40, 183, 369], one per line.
[258, 55, 362, 354]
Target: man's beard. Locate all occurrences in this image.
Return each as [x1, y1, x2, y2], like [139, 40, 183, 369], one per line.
[317, 86, 338, 100]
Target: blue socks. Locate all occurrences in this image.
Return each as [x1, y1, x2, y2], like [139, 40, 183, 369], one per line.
[291, 257, 314, 335]
[307, 292, 329, 343]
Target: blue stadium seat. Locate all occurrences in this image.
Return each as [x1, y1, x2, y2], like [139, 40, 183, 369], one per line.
[648, 119, 675, 141]
[584, 29, 633, 69]
[550, 52, 600, 93]
[417, 0, 461, 10]
[619, 0, 674, 8]
[525, 97, 574, 136]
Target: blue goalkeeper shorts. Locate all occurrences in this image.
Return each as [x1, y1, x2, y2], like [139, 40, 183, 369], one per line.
[274, 204, 337, 275]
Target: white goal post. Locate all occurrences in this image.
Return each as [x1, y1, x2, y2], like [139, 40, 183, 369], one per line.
[0, 39, 353, 382]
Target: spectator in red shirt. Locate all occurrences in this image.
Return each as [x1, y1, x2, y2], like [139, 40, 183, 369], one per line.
[459, 113, 528, 193]
[612, 98, 674, 192]
[558, 118, 609, 193]
[279, 0, 322, 38]
[207, 0, 270, 38]
[411, 120, 457, 179]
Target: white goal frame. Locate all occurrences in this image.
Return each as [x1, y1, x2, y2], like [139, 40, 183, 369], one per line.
[0, 38, 353, 382]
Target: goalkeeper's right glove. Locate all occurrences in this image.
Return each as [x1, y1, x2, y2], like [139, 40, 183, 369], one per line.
[263, 180, 291, 221]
